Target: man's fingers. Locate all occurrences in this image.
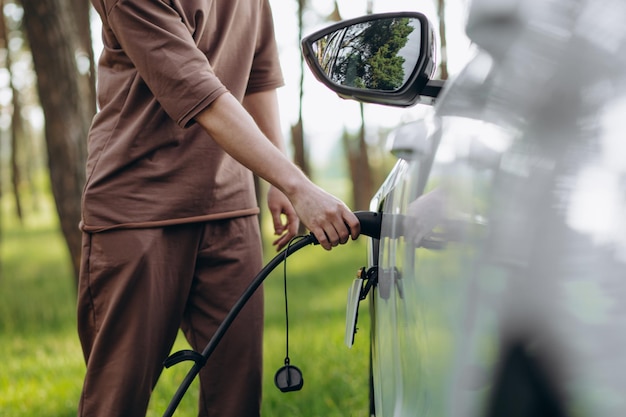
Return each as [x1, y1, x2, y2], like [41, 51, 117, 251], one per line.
[271, 212, 285, 235]
[273, 235, 289, 251]
[285, 209, 300, 236]
[344, 212, 361, 240]
[311, 227, 331, 250]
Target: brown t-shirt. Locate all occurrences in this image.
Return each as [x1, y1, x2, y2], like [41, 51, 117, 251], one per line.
[82, 0, 284, 232]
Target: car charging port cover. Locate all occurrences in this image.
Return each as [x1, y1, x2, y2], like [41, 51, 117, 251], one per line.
[275, 364, 304, 392]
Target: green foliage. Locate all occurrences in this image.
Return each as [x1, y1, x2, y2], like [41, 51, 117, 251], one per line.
[0, 195, 82, 417]
[0, 204, 371, 417]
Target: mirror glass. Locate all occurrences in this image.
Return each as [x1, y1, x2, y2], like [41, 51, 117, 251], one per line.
[310, 17, 422, 91]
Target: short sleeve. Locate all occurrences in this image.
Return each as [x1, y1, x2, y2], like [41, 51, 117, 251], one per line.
[246, 0, 285, 95]
[106, 0, 228, 127]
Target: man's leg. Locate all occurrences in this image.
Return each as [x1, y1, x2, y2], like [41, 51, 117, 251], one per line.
[181, 216, 264, 417]
[77, 226, 201, 416]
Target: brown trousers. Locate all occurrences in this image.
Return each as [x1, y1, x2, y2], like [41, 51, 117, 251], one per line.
[77, 216, 264, 417]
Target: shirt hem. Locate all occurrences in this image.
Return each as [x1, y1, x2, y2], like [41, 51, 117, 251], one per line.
[80, 207, 260, 233]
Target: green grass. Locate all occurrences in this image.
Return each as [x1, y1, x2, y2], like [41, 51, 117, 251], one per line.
[0, 198, 371, 417]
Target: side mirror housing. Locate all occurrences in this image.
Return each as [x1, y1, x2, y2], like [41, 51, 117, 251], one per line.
[301, 12, 441, 107]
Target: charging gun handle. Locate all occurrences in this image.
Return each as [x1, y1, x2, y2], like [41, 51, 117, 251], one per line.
[353, 211, 382, 240]
[308, 211, 382, 244]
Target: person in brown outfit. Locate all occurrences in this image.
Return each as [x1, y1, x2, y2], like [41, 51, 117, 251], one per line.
[78, 1, 360, 416]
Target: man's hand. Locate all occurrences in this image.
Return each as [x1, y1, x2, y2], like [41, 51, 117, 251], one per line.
[267, 185, 299, 251]
[289, 183, 360, 251]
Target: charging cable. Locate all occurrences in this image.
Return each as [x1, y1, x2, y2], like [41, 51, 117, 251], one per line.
[274, 236, 305, 392]
[162, 211, 382, 416]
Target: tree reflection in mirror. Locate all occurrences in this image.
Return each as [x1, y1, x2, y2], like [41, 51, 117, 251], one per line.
[311, 17, 422, 91]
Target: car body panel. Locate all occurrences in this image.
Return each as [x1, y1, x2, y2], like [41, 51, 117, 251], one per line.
[368, 1, 626, 416]
[304, 1, 626, 416]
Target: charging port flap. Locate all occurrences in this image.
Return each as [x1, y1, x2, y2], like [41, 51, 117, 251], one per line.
[345, 276, 363, 348]
[345, 266, 378, 348]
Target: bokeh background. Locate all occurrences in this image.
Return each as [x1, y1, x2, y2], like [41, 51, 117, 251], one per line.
[0, 1, 470, 415]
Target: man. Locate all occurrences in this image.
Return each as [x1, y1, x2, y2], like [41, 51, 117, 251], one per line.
[78, 1, 360, 416]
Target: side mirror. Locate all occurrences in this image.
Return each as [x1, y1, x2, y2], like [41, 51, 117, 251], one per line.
[301, 12, 442, 107]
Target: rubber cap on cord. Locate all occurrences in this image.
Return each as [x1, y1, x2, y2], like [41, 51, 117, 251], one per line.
[275, 365, 304, 392]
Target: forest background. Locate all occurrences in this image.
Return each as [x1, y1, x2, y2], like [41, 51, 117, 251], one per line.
[0, 0, 469, 415]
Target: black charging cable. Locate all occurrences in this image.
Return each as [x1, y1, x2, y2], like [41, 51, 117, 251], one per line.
[274, 236, 305, 392]
[162, 234, 316, 416]
[283, 237, 294, 362]
[162, 211, 382, 416]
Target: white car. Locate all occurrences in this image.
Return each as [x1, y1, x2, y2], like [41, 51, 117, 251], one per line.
[302, 1, 626, 416]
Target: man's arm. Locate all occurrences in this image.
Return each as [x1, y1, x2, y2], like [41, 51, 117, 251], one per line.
[243, 90, 299, 251]
[195, 92, 360, 250]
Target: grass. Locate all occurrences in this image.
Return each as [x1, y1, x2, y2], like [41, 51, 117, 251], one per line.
[0, 196, 371, 417]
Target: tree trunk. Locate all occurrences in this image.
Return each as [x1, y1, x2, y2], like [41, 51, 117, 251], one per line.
[0, 0, 23, 223]
[293, 0, 310, 178]
[355, 104, 373, 210]
[20, 0, 95, 283]
[290, 119, 309, 175]
[436, 0, 449, 80]
[342, 105, 374, 211]
[290, 120, 308, 234]
[9, 76, 24, 224]
[71, 0, 97, 115]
